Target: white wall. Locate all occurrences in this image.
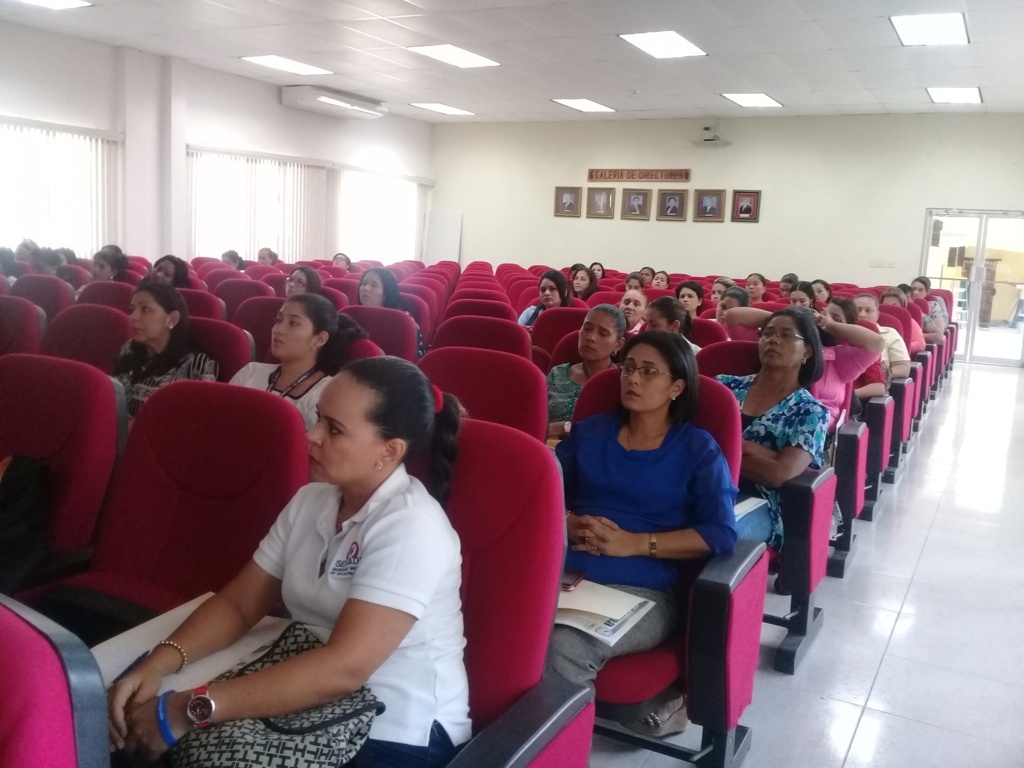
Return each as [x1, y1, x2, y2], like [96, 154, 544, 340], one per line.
[430, 115, 1024, 285]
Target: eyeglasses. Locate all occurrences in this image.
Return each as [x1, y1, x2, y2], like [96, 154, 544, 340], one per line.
[285, 277, 306, 286]
[758, 328, 805, 342]
[621, 361, 672, 380]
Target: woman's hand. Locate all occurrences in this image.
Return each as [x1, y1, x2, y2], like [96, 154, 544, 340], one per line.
[568, 514, 644, 558]
[122, 691, 191, 760]
[108, 665, 164, 751]
[814, 309, 835, 335]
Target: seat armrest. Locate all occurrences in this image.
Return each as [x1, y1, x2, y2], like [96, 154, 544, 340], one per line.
[693, 539, 766, 593]
[449, 677, 594, 768]
[864, 396, 894, 474]
[780, 468, 837, 595]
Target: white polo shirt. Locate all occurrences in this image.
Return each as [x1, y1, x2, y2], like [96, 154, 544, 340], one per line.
[878, 326, 911, 372]
[253, 466, 471, 747]
[229, 362, 331, 431]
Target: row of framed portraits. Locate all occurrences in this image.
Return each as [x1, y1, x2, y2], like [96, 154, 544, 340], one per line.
[553, 187, 761, 223]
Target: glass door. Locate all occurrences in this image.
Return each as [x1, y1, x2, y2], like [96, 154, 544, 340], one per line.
[922, 210, 1024, 367]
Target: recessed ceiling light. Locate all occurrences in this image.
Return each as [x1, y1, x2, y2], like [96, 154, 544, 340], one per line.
[928, 87, 982, 104]
[410, 103, 475, 116]
[16, 0, 91, 8]
[552, 99, 615, 113]
[723, 93, 783, 108]
[891, 13, 968, 46]
[619, 31, 706, 59]
[241, 55, 332, 76]
[316, 97, 384, 117]
[407, 45, 499, 68]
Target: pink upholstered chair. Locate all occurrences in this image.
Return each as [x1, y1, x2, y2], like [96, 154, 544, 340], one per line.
[188, 318, 254, 382]
[432, 316, 532, 359]
[41, 304, 132, 374]
[77, 281, 135, 314]
[11, 274, 76, 321]
[0, 295, 46, 356]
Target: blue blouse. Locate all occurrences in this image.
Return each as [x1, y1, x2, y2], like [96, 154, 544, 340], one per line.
[555, 412, 737, 592]
[715, 374, 829, 549]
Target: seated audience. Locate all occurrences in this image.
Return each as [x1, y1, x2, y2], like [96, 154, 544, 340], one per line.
[589, 262, 605, 280]
[745, 273, 767, 303]
[92, 246, 130, 282]
[15, 238, 40, 262]
[30, 247, 60, 276]
[639, 267, 655, 286]
[854, 293, 911, 380]
[624, 272, 645, 292]
[285, 265, 323, 298]
[787, 281, 817, 309]
[230, 294, 345, 430]
[114, 281, 218, 423]
[332, 252, 351, 269]
[881, 287, 926, 354]
[56, 247, 77, 266]
[675, 280, 704, 318]
[716, 308, 828, 548]
[518, 269, 571, 327]
[716, 287, 751, 334]
[257, 248, 280, 267]
[910, 276, 947, 341]
[359, 267, 426, 358]
[151, 255, 191, 288]
[646, 296, 700, 354]
[811, 279, 832, 305]
[651, 271, 671, 290]
[828, 297, 887, 403]
[620, 289, 648, 337]
[778, 273, 799, 298]
[570, 266, 598, 301]
[710, 278, 735, 304]
[108, 356, 471, 767]
[221, 250, 244, 270]
[546, 331, 736, 736]
[546, 304, 626, 439]
[0, 246, 16, 286]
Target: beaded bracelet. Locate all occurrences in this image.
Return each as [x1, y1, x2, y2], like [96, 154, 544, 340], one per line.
[156, 640, 188, 672]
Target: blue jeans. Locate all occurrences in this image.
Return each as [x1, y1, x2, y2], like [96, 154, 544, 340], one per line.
[367, 721, 457, 768]
[735, 503, 774, 544]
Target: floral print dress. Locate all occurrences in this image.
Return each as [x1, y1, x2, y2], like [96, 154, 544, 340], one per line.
[715, 374, 829, 549]
[547, 363, 582, 423]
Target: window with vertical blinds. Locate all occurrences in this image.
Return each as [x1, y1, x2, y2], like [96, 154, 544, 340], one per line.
[0, 121, 120, 258]
[187, 149, 328, 263]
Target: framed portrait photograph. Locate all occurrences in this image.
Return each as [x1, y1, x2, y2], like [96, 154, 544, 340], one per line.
[693, 189, 726, 222]
[731, 190, 761, 222]
[656, 189, 687, 221]
[621, 188, 652, 221]
[554, 186, 582, 217]
[586, 187, 615, 219]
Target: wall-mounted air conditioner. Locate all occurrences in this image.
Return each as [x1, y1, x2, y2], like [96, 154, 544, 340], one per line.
[281, 86, 387, 120]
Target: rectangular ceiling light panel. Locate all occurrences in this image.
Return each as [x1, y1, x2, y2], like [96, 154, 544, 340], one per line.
[891, 13, 968, 46]
[407, 45, 499, 68]
[242, 55, 332, 76]
[552, 99, 615, 113]
[928, 87, 981, 104]
[722, 93, 782, 108]
[410, 103, 475, 116]
[619, 31, 706, 59]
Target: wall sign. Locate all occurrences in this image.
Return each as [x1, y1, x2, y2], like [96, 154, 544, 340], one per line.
[587, 168, 691, 182]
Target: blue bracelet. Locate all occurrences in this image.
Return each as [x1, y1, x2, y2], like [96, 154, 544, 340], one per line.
[156, 691, 180, 748]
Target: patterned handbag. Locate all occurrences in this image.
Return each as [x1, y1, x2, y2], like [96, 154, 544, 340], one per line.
[169, 622, 385, 768]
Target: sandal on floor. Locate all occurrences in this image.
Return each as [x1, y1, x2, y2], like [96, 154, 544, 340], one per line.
[622, 694, 688, 738]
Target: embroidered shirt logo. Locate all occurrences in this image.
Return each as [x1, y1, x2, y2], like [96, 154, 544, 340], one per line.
[329, 541, 361, 577]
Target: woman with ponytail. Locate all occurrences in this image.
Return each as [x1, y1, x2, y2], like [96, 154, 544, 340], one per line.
[229, 294, 349, 430]
[109, 356, 470, 767]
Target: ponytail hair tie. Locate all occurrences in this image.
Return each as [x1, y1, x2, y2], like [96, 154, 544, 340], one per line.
[431, 384, 444, 415]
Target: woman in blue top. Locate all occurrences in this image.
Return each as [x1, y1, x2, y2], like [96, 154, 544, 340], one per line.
[546, 331, 737, 738]
[715, 307, 829, 551]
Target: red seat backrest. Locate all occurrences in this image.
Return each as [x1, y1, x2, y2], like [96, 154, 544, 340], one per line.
[56, 265, 92, 291]
[188, 318, 254, 382]
[41, 304, 132, 375]
[322, 277, 361, 305]
[0, 296, 46, 356]
[179, 288, 227, 321]
[243, 264, 283, 280]
[418, 348, 549, 441]
[689, 318, 728, 347]
[77, 281, 135, 314]
[549, 330, 583, 370]
[10, 274, 76, 321]
[232, 296, 285, 364]
[260, 272, 288, 298]
[450, 289, 509, 305]
[398, 292, 432, 342]
[319, 286, 348, 311]
[342, 306, 419, 361]
[531, 307, 589, 354]
[443, 299, 518, 324]
[214, 278, 275, 323]
[432, 316, 532, 359]
[0, 354, 122, 553]
[587, 290, 625, 308]
[204, 269, 249, 293]
[695, 341, 762, 378]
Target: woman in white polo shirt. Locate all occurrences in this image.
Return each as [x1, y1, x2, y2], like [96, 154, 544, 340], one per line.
[109, 357, 470, 767]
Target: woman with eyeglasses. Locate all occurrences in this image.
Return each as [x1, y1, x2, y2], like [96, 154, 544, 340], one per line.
[715, 308, 829, 548]
[284, 266, 322, 299]
[547, 331, 737, 738]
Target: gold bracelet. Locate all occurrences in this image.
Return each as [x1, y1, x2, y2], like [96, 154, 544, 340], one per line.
[648, 533, 658, 558]
[156, 640, 188, 672]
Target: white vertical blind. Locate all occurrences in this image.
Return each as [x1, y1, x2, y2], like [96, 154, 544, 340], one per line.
[0, 122, 120, 258]
[188, 149, 327, 263]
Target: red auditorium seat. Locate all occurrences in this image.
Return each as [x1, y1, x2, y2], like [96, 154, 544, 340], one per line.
[443, 298, 519, 324]
[126, 256, 151, 274]
[695, 341, 761, 377]
[188, 318, 254, 382]
[23, 381, 309, 645]
[432, 316, 533, 359]
[424, 419, 595, 767]
[571, 368, 769, 765]
[115, 270, 144, 286]
[450, 288, 510, 304]
[41, 304, 132, 374]
[0, 295, 46, 356]
[56, 264, 92, 291]
[179, 287, 227, 320]
[343, 305, 420, 361]
[548, 330, 583, 370]
[398, 292, 433, 344]
[399, 283, 442, 327]
[231, 296, 284, 363]
[77, 281, 134, 314]
[531, 307, 589, 354]
[195, 260, 229, 278]
[0, 354, 124, 590]
[187, 274, 208, 291]
[10, 274, 75, 321]
[214, 278, 274, 322]
[690, 317, 728, 347]
[319, 286, 348, 311]
[203, 268, 249, 293]
[243, 264, 282, 280]
[346, 337, 385, 361]
[261, 271, 288, 297]
[322, 277, 360, 305]
[586, 290, 625, 308]
[0, 595, 108, 768]
[418, 348, 549, 441]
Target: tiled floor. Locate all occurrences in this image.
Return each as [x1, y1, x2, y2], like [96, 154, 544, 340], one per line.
[589, 363, 1024, 768]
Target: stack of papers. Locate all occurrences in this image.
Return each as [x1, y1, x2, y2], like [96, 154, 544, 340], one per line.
[556, 580, 656, 647]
